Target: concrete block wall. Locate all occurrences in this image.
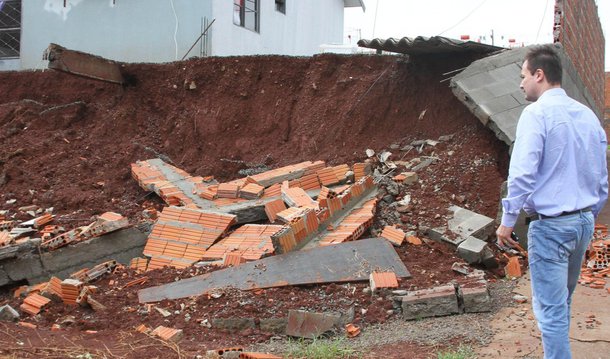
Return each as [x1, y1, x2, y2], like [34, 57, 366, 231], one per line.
[554, 0, 605, 115]
[0, 227, 148, 287]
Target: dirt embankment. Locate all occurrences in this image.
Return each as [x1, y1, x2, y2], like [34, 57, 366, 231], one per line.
[0, 53, 512, 358]
[0, 53, 507, 223]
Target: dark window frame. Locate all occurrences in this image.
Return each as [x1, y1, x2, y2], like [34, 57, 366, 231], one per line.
[275, 0, 285, 14]
[0, 0, 21, 59]
[233, 0, 260, 33]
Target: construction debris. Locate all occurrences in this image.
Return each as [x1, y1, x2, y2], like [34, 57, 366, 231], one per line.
[138, 238, 411, 303]
[44, 43, 125, 84]
[0, 305, 20, 322]
[20, 293, 51, 315]
[428, 205, 495, 246]
[580, 237, 610, 290]
[152, 325, 184, 343]
[285, 310, 343, 339]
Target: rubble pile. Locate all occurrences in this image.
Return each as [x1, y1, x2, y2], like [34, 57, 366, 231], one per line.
[0, 54, 515, 356]
[580, 224, 610, 292]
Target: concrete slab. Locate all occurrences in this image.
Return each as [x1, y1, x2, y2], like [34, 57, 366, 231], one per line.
[451, 44, 602, 148]
[429, 206, 494, 246]
[138, 238, 411, 303]
[0, 227, 148, 286]
[457, 236, 491, 264]
[45, 43, 124, 84]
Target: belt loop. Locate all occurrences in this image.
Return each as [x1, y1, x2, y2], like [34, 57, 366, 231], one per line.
[537, 213, 543, 221]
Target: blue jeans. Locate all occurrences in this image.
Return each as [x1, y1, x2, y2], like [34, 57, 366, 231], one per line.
[527, 211, 594, 359]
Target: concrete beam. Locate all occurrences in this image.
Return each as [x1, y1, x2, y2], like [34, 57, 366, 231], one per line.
[0, 227, 148, 286]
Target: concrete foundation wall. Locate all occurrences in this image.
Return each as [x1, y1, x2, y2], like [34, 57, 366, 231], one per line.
[0, 227, 148, 287]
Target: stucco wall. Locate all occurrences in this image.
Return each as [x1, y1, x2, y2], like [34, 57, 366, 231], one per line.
[14, 0, 212, 70]
[1, 0, 348, 71]
[210, 0, 345, 56]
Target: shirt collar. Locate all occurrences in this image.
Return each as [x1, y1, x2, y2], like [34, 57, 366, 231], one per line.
[539, 87, 566, 99]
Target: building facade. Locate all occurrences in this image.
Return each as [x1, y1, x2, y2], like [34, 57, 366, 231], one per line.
[0, 0, 364, 71]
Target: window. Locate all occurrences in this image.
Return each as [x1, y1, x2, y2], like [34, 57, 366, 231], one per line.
[0, 0, 21, 59]
[275, 0, 285, 14]
[233, 0, 259, 33]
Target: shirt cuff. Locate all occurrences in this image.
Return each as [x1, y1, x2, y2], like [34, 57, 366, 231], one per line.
[501, 212, 519, 228]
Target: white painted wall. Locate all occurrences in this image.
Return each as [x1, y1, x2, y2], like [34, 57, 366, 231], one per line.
[210, 0, 345, 56]
[1, 0, 350, 71]
[12, 0, 212, 70]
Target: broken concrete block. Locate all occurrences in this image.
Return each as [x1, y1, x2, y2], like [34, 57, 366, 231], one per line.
[411, 158, 435, 171]
[457, 236, 493, 264]
[428, 206, 495, 245]
[211, 317, 256, 333]
[285, 310, 342, 339]
[401, 284, 459, 320]
[448, 205, 494, 240]
[4, 253, 45, 282]
[0, 269, 10, 287]
[45, 43, 125, 84]
[86, 295, 107, 312]
[0, 305, 20, 322]
[259, 318, 287, 334]
[451, 262, 470, 275]
[459, 281, 492, 313]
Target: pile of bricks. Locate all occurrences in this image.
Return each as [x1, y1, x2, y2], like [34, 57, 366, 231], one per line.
[20, 293, 51, 315]
[131, 158, 377, 267]
[143, 206, 237, 269]
[15, 259, 119, 317]
[318, 197, 377, 246]
[580, 237, 610, 291]
[201, 224, 282, 262]
[0, 212, 56, 250]
[40, 212, 129, 251]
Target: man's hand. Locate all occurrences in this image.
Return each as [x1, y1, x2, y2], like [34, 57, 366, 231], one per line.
[496, 224, 519, 249]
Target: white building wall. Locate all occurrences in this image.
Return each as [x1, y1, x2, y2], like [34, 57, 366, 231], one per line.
[1, 0, 349, 71]
[14, 0, 212, 70]
[210, 0, 345, 56]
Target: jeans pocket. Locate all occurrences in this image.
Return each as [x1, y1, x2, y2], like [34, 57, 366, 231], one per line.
[528, 223, 576, 263]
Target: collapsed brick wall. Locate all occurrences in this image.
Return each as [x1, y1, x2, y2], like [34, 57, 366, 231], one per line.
[554, 0, 605, 114]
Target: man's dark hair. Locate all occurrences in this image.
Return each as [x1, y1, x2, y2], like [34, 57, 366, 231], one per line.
[524, 45, 562, 85]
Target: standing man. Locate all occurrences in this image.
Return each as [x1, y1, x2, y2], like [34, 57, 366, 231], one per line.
[496, 45, 608, 359]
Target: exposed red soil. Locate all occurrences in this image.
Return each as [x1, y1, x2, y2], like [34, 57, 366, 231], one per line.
[0, 53, 509, 358]
[0, 53, 506, 224]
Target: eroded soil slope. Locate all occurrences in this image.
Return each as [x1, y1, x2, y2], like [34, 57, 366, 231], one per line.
[0, 53, 506, 223]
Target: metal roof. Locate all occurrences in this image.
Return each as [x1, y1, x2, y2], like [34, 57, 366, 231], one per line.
[357, 36, 503, 56]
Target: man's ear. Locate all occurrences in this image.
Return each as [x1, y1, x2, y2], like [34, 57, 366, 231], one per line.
[534, 68, 545, 83]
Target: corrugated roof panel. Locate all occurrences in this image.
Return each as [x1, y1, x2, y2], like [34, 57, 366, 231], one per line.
[357, 36, 503, 56]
